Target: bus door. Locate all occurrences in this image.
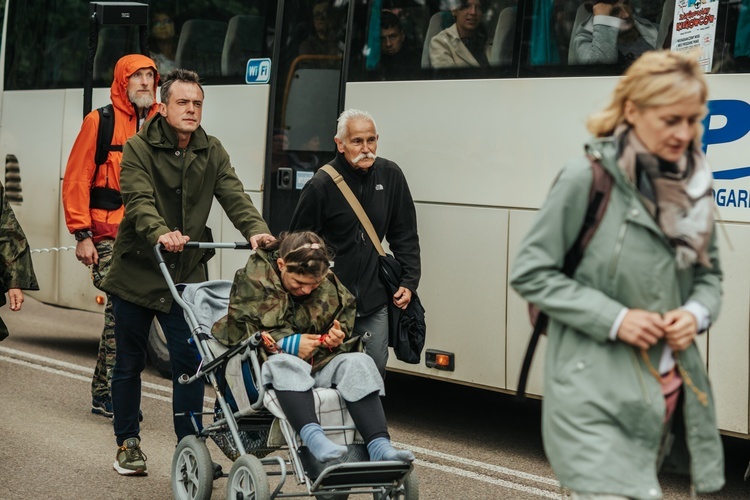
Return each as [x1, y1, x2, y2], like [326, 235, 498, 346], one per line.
[263, 0, 350, 235]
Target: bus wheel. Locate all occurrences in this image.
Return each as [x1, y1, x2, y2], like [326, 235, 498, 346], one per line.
[148, 318, 172, 379]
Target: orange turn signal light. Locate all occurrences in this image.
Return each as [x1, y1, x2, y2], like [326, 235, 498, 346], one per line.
[425, 349, 455, 371]
[435, 354, 451, 366]
[95, 295, 106, 305]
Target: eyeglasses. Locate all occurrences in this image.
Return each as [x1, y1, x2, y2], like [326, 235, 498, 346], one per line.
[152, 18, 173, 27]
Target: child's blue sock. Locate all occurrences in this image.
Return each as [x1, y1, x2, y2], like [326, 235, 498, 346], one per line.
[299, 423, 347, 463]
[366, 437, 415, 462]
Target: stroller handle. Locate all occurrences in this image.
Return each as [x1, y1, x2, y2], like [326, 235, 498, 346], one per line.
[154, 241, 255, 336]
[153, 241, 253, 264]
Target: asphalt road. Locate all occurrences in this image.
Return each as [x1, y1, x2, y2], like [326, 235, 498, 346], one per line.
[0, 297, 748, 499]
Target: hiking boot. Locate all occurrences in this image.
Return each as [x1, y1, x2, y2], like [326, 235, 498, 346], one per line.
[113, 437, 148, 476]
[92, 396, 113, 418]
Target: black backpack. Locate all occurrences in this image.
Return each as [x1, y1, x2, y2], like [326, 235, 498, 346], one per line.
[517, 155, 613, 400]
[89, 104, 124, 210]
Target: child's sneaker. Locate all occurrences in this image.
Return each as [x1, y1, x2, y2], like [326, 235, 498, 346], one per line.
[113, 437, 148, 476]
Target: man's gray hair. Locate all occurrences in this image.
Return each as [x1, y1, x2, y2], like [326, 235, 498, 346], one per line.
[335, 109, 377, 142]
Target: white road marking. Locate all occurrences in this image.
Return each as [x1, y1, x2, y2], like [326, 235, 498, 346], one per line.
[1, 346, 560, 497]
[415, 460, 560, 499]
[397, 443, 560, 487]
[0, 354, 173, 404]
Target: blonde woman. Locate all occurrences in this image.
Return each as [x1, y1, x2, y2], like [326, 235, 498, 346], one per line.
[511, 50, 724, 499]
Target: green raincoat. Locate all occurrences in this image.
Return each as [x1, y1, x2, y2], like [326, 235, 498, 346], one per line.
[102, 114, 269, 311]
[510, 138, 724, 499]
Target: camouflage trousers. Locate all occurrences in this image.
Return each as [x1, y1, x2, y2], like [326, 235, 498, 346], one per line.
[90, 239, 115, 399]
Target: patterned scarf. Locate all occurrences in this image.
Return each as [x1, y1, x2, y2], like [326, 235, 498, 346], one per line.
[614, 124, 714, 268]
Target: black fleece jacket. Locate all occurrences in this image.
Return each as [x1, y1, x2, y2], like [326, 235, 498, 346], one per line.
[289, 152, 421, 316]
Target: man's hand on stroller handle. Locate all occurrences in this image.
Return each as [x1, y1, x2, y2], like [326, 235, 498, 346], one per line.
[158, 230, 190, 252]
[248, 233, 276, 249]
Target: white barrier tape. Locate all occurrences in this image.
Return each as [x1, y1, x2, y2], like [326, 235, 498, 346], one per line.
[30, 246, 76, 254]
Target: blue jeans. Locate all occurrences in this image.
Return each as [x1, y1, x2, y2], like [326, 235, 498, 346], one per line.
[110, 296, 203, 446]
[353, 305, 389, 378]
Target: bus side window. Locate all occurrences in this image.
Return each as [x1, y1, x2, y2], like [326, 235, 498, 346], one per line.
[421, 11, 454, 69]
[565, 0, 664, 68]
[529, 0, 563, 65]
[221, 15, 265, 77]
[489, 6, 517, 66]
[5, 1, 89, 90]
[735, 0, 750, 71]
[174, 19, 228, 79]
[94, 27, 129, 83]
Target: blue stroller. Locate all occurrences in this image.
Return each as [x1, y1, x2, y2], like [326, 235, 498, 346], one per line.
[156, 242, 418, 499]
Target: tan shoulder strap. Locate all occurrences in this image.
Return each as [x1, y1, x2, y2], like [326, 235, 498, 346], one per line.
[320, 165, 385, 256]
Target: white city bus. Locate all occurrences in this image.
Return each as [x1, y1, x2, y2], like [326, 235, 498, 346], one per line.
[2, 0, 749, 438]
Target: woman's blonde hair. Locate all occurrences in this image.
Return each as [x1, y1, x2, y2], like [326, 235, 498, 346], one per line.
[587, 50, 709, 138]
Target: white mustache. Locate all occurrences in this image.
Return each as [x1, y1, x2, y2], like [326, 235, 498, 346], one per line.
[352, 152, 376, 164]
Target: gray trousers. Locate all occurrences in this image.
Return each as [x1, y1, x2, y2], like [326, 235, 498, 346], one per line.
[353, 305, 389, 378]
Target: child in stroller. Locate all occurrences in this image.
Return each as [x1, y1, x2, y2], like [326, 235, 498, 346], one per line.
[215, 230, 414, 466]
[165, 231, 417, 499]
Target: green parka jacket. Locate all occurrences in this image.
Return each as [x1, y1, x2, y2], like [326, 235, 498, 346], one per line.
[510, 138, 724, 499]
[101, 115, 269, 312]
[212, 249, 362, 373]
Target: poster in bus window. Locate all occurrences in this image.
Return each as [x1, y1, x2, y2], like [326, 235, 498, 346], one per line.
[669, 0, 719, 72]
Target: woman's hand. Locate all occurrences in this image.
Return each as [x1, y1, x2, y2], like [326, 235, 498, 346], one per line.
[663, 309, 698, 352]
[616, 309, 665, 350]
[298, 334, 323, 359]
[322, 319, 345, 349]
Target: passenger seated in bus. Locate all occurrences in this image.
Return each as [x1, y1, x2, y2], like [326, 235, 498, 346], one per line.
[213, 231, 416, 465]
[380, 11, 420, 76]
[569, 0, 657, 65]
[149, 11, 177, 74]
[429, 0, 491, 68]
[298, 1, 342, 69]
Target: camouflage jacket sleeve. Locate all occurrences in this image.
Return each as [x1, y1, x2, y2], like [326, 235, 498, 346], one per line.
[0, 183, 38, 292]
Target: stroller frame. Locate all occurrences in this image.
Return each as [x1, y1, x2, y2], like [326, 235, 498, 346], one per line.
[156, 242, 417, 500]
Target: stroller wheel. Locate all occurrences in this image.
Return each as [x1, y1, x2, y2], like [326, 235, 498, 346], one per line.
[172, 436, 214, 500]
[227, 454, 270, 500]
[374, 468, 419, 500]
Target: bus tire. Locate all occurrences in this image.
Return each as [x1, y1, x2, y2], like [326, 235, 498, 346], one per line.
[148, 318, 172, 379]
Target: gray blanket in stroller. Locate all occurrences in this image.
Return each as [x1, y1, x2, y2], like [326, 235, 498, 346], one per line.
[181, 279, 232, 333]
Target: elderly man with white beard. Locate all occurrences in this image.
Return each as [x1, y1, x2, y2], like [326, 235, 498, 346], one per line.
[289, 109, 421, 378]
[62, 54, 160, 420]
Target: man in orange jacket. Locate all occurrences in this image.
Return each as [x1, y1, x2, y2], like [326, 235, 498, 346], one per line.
[62, 54, 160, 419]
